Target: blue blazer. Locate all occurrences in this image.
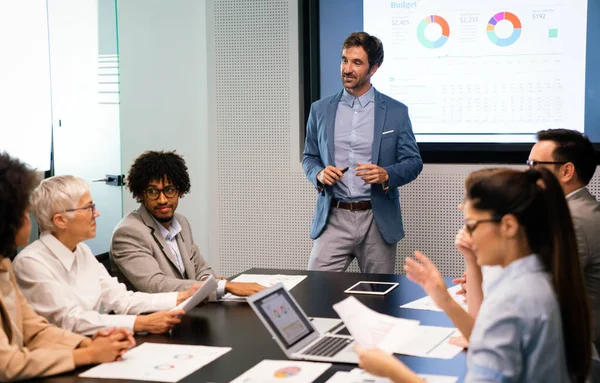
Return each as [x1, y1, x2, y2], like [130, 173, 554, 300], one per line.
[302, 89, 423, 244]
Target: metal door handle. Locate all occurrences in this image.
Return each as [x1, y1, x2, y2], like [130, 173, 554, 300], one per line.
[93, 174, 124, 186]
[92, 177, 113, 182]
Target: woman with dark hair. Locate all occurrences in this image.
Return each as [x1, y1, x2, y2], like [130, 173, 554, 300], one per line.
[355, 167, 591, 382]
[0, 153, 134, 381]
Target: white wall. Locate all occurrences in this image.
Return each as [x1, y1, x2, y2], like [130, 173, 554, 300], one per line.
[117, 0, 210, 261]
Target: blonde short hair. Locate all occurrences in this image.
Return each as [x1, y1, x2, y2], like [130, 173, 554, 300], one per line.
[30, 175, 90, 233]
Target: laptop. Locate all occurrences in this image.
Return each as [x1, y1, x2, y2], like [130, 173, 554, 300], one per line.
[247, 283, 358, 364]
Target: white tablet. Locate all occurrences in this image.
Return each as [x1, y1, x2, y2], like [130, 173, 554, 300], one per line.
[344, 281, 399, 296]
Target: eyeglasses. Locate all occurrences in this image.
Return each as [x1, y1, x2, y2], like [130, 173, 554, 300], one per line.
[65, 202, 96, 216]
[526, 159, 567, 167]
[464, 217, 502, 235]
[144, 186, 178, 200]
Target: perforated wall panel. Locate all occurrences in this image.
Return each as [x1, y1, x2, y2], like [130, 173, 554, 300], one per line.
[209, 0, 600, 278]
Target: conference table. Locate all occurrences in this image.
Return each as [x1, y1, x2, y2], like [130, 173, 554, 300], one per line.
[42, 268, 467, 383]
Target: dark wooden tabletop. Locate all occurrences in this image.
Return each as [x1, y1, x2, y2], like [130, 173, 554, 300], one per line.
[35, 268, 467, 383]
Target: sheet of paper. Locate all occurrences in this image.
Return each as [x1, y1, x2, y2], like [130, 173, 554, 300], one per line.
[400, 285, 467, 312]
[325, 369, 458, 383]
[172, 275, 218, 312]
[349, 368, 458, 383]
[332, 296, 419, 350]
[324, 371, 390, 383]
[221, 274, 307, 301]
[391, 326, 463, 360]
[230, 359, 331, 383]
[79, 343, 231, 382]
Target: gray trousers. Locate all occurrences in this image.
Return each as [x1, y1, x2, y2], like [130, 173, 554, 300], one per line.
[307, 207, 397, 274]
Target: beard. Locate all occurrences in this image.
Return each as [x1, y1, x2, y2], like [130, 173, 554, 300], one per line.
[342, 74, 369, 91]
[154, 215, 173, 223]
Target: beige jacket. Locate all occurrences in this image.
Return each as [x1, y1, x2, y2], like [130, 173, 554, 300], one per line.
[110, 205, 214, 293]
[0, 257, 85, 381]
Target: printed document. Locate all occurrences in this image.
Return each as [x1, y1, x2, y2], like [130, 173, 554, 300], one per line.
[230, 359, 331, 383]
[171, 275, 218, 312]
[79, 343, 231, 382]
[333, 297, 462, 359]
[221, 274, 307, 301]
[332, 296, 420, 350]
[325, 368, 458, 383]
[391, 326, 463, 359]
[400, 285, 467, 312]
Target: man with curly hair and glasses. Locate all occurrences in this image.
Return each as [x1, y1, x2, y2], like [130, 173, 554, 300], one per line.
[110, 150, 264, 299]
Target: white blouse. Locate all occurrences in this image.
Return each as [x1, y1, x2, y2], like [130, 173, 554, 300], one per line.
[12, 233, 177, 335]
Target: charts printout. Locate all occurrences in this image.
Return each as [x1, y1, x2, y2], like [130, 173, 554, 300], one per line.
[79, 343, 231, 382]
[334, 296, 462, 359]
[364, 0, 588, 143]
[230, 359, 332, 383]
[401, 285, 468, 312]
[221, 274, 307, 301]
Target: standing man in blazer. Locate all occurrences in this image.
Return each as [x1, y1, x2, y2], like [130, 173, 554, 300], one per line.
[302, 32, 423, 274]
[528, 129, 600, 351]
[110, 151, 264, 298]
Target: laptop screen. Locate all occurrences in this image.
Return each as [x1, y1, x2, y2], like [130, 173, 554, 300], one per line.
[253, 287, 315, 349]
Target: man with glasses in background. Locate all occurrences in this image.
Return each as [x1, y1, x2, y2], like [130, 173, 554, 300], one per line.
[528, 129, 600, 351]
[110, 150, 264, 298]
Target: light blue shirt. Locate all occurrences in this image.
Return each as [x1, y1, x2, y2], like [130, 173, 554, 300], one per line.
[466, 254, 569, 382]
[153, 216, 227, 298]
[153, 217, 186, 277]
[332, 86, 375, 202]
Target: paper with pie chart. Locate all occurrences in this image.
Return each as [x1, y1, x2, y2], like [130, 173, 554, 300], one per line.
[364, 0, 588, 143]
[230, 360, 332, 383]
[79, 343, 231, 382]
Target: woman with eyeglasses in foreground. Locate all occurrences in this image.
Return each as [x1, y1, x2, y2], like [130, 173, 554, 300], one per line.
[0, 153, 135, 381]
[356, 168, 591, 382]
[12, 175, 200, 336]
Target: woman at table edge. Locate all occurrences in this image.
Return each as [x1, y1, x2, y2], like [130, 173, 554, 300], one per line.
[356, 167, 591, 382]
[0, 152, 134, 381]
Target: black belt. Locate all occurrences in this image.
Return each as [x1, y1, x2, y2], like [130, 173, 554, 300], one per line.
[331, 199, 372, 211]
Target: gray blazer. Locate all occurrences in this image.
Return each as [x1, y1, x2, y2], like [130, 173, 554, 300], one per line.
[110, 205, 214, 293]
[568, 188, 600, 345]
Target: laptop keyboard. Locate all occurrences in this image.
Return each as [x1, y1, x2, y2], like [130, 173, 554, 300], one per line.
[301, 336, 352, 357]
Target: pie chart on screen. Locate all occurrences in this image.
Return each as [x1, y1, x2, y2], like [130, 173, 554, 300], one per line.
[487, 12, 522, 46]
[273, 366, 301, 378]
[417, 15, 450, 48]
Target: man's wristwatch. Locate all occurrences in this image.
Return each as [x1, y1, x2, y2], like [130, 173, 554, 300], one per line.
[382, 180, 389, 191]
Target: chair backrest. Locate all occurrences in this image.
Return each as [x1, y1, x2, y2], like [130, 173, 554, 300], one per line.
[96, 252, 112, 275]
[107, 251, 138, 291]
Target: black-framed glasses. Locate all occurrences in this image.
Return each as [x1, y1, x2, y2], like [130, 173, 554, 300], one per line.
[144, 186, 178, 200]
[464, 217, 502, 235]
[526, 159, 567, 167]
[65, 202, 96, 216]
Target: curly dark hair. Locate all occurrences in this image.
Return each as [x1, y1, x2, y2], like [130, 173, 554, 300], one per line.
[0, 152, 39, 258]
[126, 151, 191, 202]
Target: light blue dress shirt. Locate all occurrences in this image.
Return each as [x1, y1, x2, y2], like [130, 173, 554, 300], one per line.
[153, 216, 227, 298]
[466, 254, 569, 382]
[332, 86, 375, 202]
[153, 217, 186, 277]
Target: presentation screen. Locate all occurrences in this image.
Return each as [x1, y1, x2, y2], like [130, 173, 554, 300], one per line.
[318, 0, 599, 147]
